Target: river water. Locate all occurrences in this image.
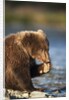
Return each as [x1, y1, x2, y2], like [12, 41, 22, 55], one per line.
[5, 23, 66, 97]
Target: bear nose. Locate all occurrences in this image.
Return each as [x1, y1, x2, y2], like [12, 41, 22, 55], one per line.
[46, 61, 50, 64]
[44, 52, 51, 63]
[44, 60, 51, 65]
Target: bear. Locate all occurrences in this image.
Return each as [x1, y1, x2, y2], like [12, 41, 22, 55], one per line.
[5, 29, 51, 92]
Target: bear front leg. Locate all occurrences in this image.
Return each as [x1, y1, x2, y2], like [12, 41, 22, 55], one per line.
[31, 63, 51, 78]
[13, 66, 35, 92]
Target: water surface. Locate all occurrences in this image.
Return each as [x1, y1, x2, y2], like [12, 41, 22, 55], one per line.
[5, 23, 66, 97]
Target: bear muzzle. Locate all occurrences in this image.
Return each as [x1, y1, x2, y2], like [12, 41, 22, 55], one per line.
[38, 62, 51, 74]
[35, 58, 51, 74]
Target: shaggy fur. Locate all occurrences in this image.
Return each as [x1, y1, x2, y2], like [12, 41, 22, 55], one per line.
[5, 30, 51, 92]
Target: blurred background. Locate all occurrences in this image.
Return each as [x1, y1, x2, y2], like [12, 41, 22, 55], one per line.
[5, 1, 66, 97]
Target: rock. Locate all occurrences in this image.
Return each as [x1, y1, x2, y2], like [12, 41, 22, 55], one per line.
[54, 90, 59, 94]
[5, 97, 10, 100]
[21, 91, 29, 98]
[5, 89, 54, 99]
[30, 91, 46, 98]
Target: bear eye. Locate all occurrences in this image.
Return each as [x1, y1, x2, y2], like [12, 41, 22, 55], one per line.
[46, 48, 49, 51]
[41, 48, 44, 51]
[45, 48, 49, 51]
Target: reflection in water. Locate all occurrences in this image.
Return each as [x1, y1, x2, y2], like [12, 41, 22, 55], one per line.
[5, 23, 66, 97]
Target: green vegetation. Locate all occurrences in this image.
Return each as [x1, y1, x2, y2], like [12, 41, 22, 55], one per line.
[5, 4, 66, 30]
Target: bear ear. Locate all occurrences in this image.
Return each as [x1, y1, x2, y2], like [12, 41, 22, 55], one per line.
[37, 29, 44, 33]
[37, 29, 47, 38]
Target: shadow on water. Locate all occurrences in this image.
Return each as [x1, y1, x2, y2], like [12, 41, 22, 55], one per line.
[5, 23, 66, 97]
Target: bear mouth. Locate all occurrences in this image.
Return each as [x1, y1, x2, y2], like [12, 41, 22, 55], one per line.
[35, 58, 51, 74]
[35, 58, 43, 65]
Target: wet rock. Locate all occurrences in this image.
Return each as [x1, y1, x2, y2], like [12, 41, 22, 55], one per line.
[30, 91, 46, 98]
[5, 97, 10, 100]
[54, 90, 59, 94]
[5, 89, 29, 99]
[5, 89, 54, 99]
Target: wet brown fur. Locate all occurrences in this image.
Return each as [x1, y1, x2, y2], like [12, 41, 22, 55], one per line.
[5, 30, 51, 92]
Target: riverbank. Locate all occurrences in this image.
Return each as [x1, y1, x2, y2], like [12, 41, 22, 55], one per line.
[5, 89, 54, 99]
[5, 87, 66, 99]
[5, 3, 66, 30]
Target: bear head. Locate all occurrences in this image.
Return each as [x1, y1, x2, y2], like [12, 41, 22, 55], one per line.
[16, 29, 51, 73]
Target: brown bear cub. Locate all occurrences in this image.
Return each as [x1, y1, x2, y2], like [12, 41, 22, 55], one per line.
[5, 30, 51, 92]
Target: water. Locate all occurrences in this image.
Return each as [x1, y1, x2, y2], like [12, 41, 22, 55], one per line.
[5, 23, 66, 97]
